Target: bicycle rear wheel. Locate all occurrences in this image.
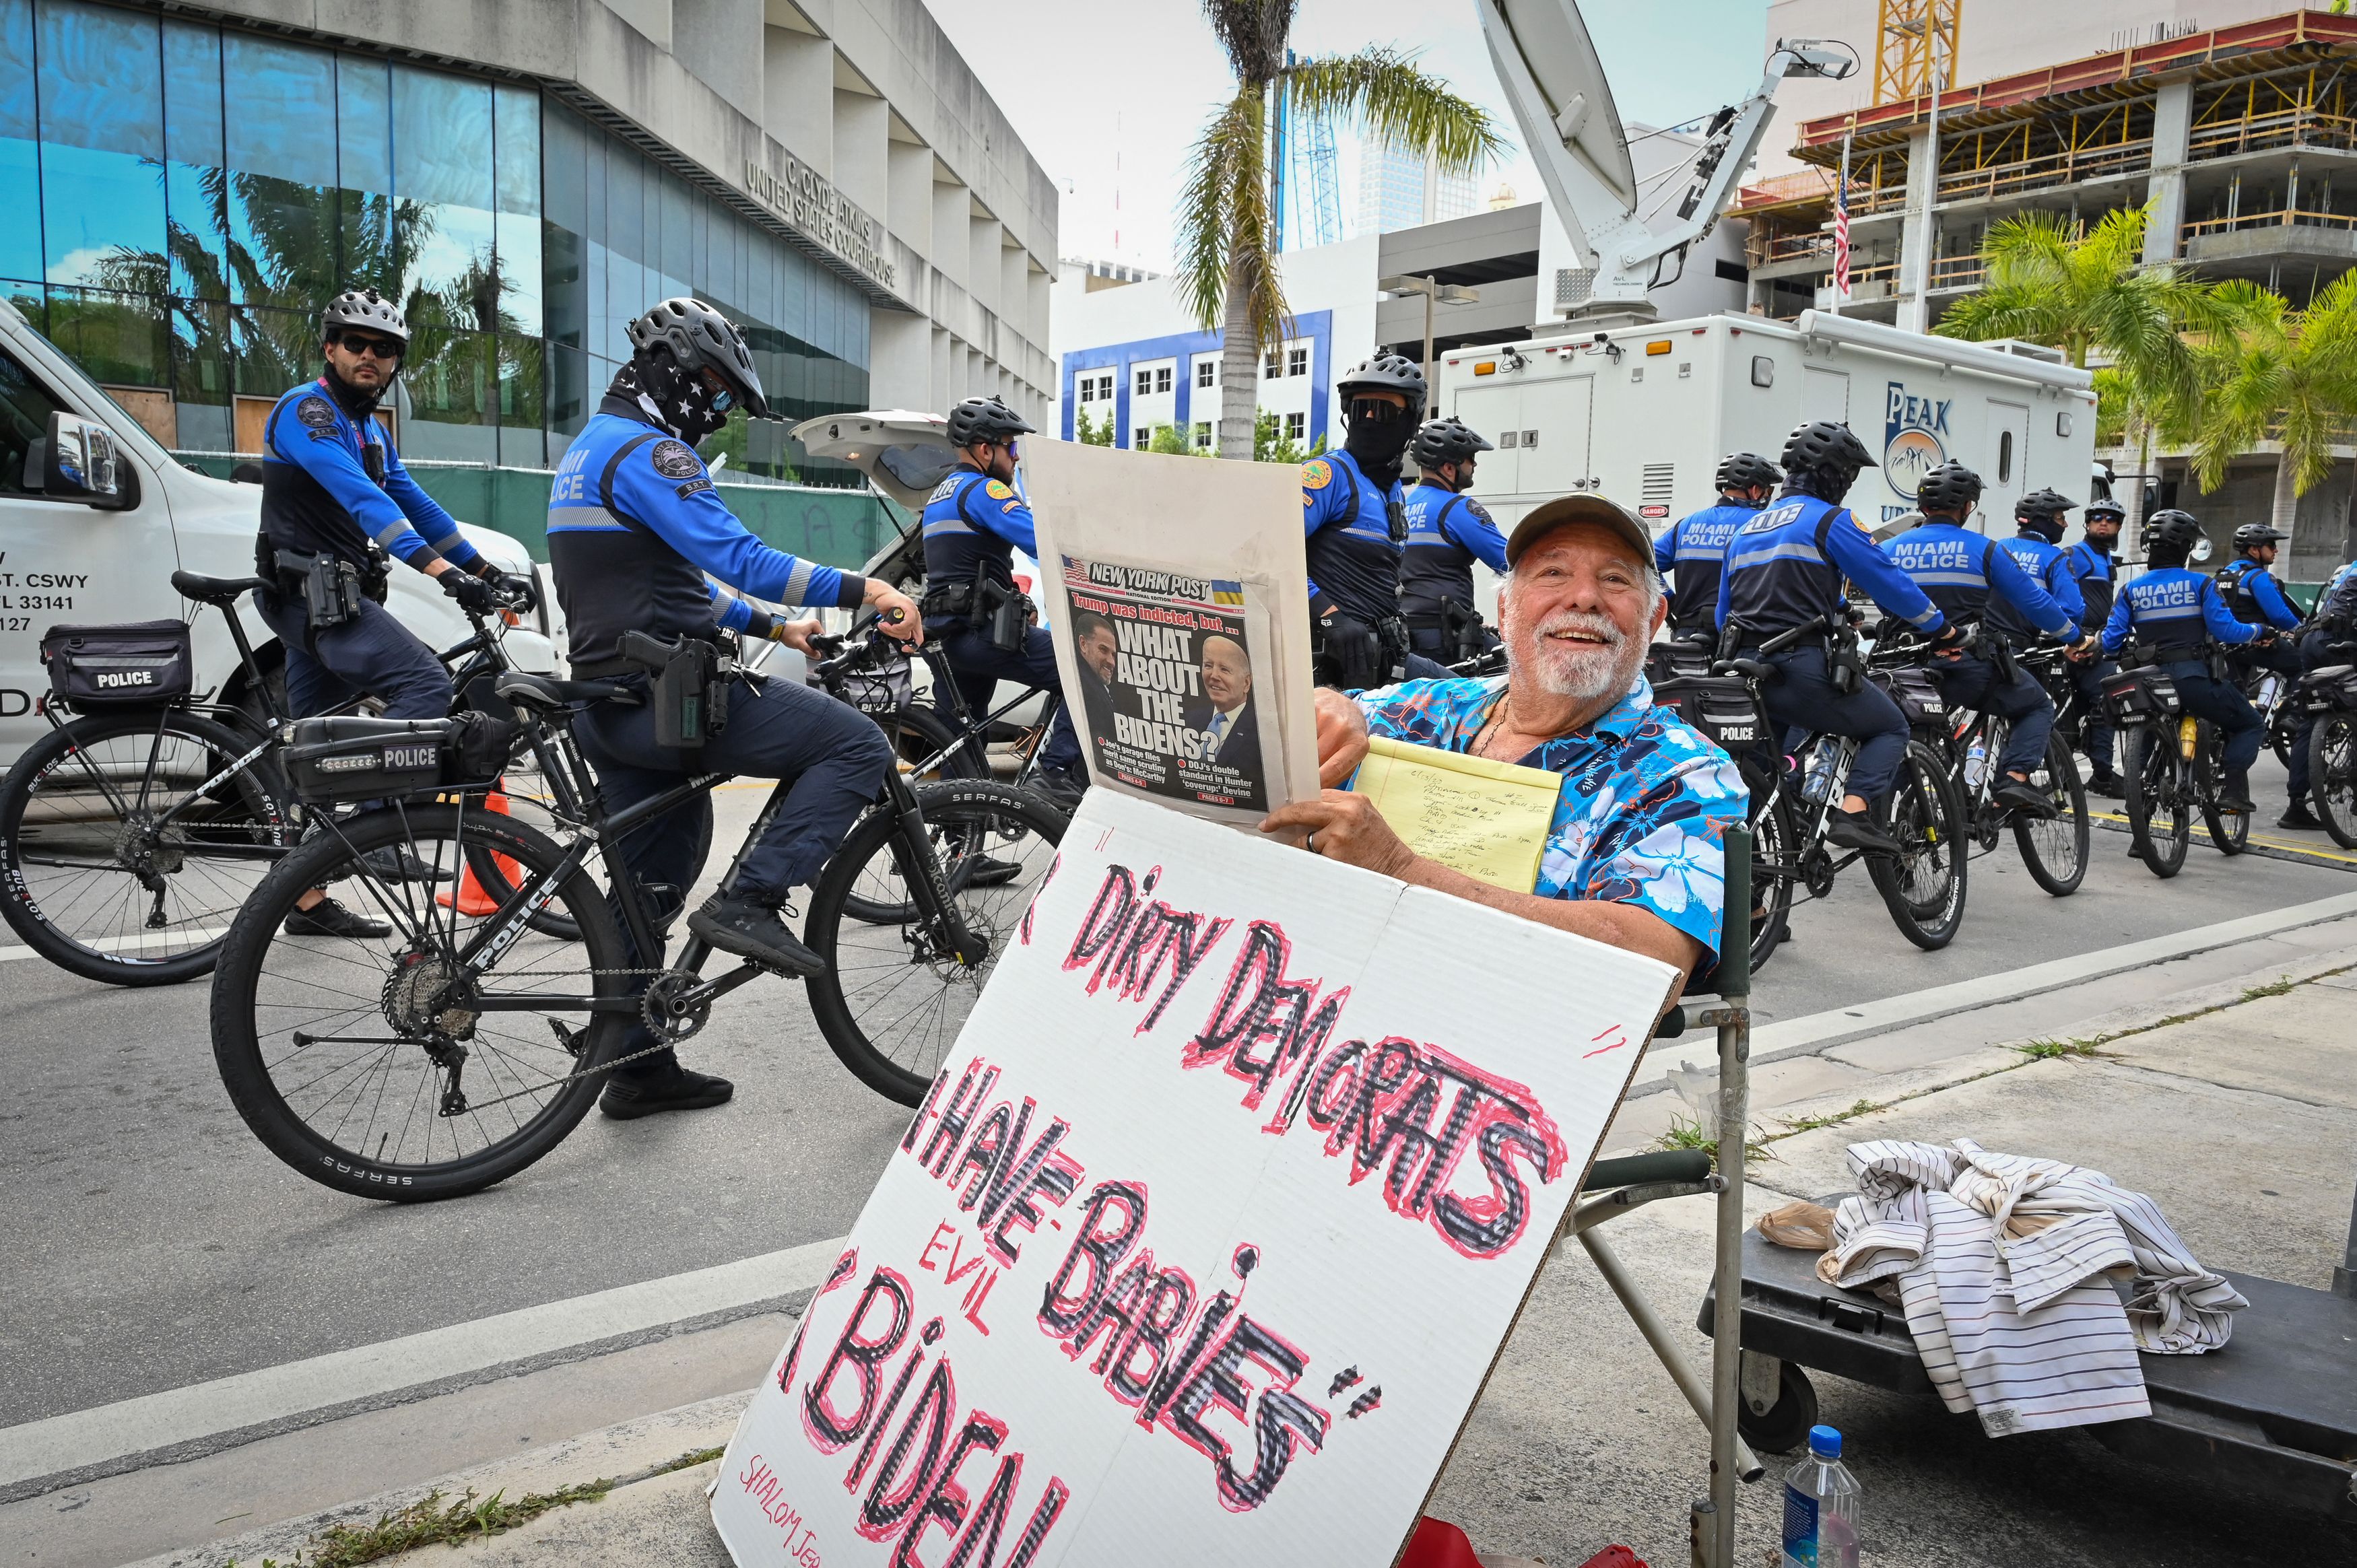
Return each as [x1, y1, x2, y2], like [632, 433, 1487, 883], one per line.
[210, 803, 630, 1200]
[1744, 782, 1795, 974]
[1867, 739, 1968, 950]
[2311, 712, 2357, 849]
[2197, 721, 2250, 855]
[805, 780, 1066, 1105]
[0, 708, 290, 984]
[878, 703, 987, 782]
[2012, 733, 2089, 895]
[2123, 726, 2189, 877]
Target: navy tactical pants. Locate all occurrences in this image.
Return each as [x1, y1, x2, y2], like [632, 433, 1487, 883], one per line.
[2065, 654, 2118, 778]
[1931, 653, 2053, 778]
[1741, 643, 1909, 801]
[2233, 640, 2311, 801]
[2160, 659, 2264, 776]
[939, 623, 1082, 775]
[258, 592, 451, 721]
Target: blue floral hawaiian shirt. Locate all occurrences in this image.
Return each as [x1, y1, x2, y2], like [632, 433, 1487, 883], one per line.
[1353, 675, 1749, 967]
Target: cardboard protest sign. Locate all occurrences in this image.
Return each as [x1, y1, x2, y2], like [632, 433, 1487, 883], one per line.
[710, 790, 1681, 1568]
[1020, 441, 1321, 828]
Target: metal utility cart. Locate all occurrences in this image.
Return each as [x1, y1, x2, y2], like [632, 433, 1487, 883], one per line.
[1697, 1182, 2357, 1522]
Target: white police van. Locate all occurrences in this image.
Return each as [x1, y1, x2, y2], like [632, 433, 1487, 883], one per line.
[0, 296, 558, 768]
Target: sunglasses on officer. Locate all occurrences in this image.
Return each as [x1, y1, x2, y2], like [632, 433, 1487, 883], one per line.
[332, 331, 403, 361]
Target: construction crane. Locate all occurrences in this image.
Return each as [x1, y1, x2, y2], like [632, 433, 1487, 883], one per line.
[1872, 0, 1962, 104]
[1270, 50, 1345, 252]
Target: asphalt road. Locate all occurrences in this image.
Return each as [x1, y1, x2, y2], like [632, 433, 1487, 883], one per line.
[3, 756, 2351, 1434]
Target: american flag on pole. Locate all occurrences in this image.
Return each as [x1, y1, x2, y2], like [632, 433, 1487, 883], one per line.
[1832, 129, 1854, 306]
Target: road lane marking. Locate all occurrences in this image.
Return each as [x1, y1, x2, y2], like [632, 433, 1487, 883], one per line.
[0, 1235, 843, 1491]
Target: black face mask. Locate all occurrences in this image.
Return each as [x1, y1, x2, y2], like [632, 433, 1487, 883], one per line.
[2019, 516, 2065, 544]
[1343, 399, 1416, 484]
[620, 353, 730, 444]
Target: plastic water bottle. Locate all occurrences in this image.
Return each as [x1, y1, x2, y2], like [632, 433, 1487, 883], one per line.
[1963, 738, 1989, 790]
[1801, 749, 1837, 804]
[1782, 1425, 1861, 1568]
[2255, 673, 2282, 712]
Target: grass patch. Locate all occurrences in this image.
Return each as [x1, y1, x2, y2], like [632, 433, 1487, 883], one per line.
[1780, 1098, 1885, 1134]
[657, 1445, 725, 1474]
[2241, 976, 2298, 1001]
[226, 1481, 612, 1567]
[1654, 1112, 1775, 1165]
[2012, 1037, 2106, 1061]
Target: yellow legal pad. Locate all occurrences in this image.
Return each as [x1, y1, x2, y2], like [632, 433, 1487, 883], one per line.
[1349, 735, 1562, 893]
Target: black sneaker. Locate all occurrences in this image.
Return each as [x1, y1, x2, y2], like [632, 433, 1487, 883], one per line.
[1993, 778, 2058, 817]
[1825, 808, 1902, 855]
[2278, 801, 2323, 830]
[362, 846, 453, 883]
[961, 855, 1024, 889]
[1032, 767, 1088, 813]
[688, 893, 824, 978]
[283, 896, 391, 939]
[2084, 772, 2125, 799]
[599, 1064, 734, 1120]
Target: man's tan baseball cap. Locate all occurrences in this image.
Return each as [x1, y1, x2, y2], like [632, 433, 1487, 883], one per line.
[1504, 493, 1654, 570]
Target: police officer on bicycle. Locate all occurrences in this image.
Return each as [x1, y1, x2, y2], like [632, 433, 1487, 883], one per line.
[1717, 421, 1958, 852]
[1887, 466, 2091, 815]
[2063, 497, 2126, 796]
[548, 297, 922, 1119]
[257, 287, 536, 939]
[917, 396, 1087, 807]
[2216, 523, 2317, 826]
[1304, 355, 1455, 688]
[1659, 453, 1779, 638]
[1399, 415, 1506, 663]
[2099, 509, 2267, 813]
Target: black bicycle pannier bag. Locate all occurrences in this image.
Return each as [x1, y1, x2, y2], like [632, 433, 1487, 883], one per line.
[284, 716, 456, 803]
[2102, 667, 2181, 720]
[1869, 667, 1948, 726]
[40, 619, 193, 707]
[1652, 674, 1763, 750]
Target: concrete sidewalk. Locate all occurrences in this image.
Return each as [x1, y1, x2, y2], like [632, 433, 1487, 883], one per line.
[115, 953, 2355, 1568]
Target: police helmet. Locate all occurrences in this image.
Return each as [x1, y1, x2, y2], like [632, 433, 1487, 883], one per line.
[2142, 508, 2204, 558]
[1916, 463, 1983, 516]
[1410, 416, 1492, 471]
[1337, 354, 1427, 417]
[627, 297, 772, 419]
[1715, 452, 1782, 495]
[2233, 522, 2288, 553]
[1779, 420, 1876, 503]
[2083, 498, 2126, 524]
[2016, 488, 2075, 520]
[322, 287, 407, 347]
[945, 395, 1036, 448]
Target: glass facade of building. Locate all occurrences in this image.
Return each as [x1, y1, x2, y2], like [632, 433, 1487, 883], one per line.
[0, 0, 870, 482]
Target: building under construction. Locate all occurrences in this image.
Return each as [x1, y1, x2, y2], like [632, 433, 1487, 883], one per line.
[1734, 7, 2357, 576]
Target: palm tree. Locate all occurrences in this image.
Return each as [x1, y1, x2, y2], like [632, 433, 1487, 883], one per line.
[1180, 1, 1500, 458]
[1937, 204, 2226, 535]
[2189, 275, 2357, 561]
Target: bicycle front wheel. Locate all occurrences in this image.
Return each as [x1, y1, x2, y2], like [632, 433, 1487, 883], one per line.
[210, 803, 630, 1201]
[2012, 733, 2089, 895]
[0, 708, 290, 984]
[2123, 725, 2189, 877]
[2311, 712, 2357, 849]
[1867, 739, 1968, 951]
[1745, 783, 1796, 974]
[805, 780, 1067, 1105]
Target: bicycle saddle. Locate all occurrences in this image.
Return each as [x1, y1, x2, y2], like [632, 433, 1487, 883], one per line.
[494, 671, 640, 712]
[1715, 658, 1779, 683]
[171, 570, 270, 607]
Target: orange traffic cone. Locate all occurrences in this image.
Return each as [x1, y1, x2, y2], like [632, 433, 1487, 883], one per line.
[439, 784, 521, 916]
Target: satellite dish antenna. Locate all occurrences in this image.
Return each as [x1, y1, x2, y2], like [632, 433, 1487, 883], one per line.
[1478, 0, 1638, 261]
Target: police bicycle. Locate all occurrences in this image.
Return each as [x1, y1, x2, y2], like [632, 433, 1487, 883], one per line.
[206, 634, 1063, 1200]
[2296, 653, 2357, 849]
[1707, 614, 1970, 955]
[2105, 655, 2251, 877]
[1873, 626, 2090, 897]
[805, 621, 1073, 798]
[0, 571, 552, 986]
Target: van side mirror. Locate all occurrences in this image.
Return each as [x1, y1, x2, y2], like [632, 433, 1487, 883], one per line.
[45, 412, 130, 509]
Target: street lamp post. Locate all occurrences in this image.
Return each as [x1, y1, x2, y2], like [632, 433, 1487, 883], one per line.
[1379, 273, 1482, 390]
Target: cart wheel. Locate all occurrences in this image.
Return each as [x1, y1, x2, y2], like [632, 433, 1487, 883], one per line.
[1736, 1362, 1820, 1454]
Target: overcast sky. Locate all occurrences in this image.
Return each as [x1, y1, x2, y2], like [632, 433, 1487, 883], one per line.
[931, 1, 1777, 271]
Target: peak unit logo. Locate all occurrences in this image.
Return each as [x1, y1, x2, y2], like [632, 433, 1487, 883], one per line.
[1884, 381, 1952, 502]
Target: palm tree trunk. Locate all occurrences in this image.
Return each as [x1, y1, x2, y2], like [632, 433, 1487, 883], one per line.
[2270, 448, 2299, 570]
[1219, 260, 1260, 460]
[2127, 426, 2152, 547]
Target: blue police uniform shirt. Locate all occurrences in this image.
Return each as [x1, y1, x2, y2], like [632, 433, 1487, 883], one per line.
[1882, 519, 2076, 642]
[1988, 532, 2086, 640]
[2319, 561, 2357, 627]
[1399, 481, 1509, 615]
[1654, 502, 1752, 629]
[2100, 567, 2261, 658]
[1301, 450, 1407, 623]
[2216, 557, 2304, 632]
[259, 377, 479, 573]
[546, 395, 863, 668]
[2063, 537, 2118, 627]
[1716, 491, 1946, 638]
[921, 467, 1038, 603]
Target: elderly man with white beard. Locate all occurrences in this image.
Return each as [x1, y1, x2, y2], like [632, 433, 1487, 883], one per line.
[1260, 495, 1748, 988]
